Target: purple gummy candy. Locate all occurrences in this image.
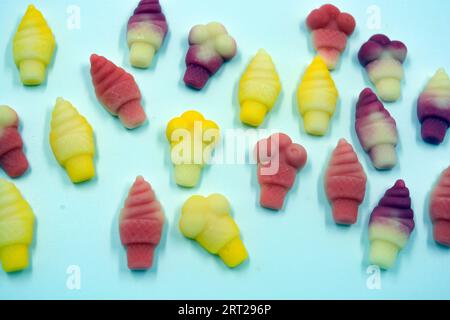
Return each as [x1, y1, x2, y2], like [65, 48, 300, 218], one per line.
[184, 47, 224, 90]
[358, 34, 407, 67]
[128, 0, 168, 35]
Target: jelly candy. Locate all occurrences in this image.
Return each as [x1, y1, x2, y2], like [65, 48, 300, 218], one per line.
[239, 49, 281, 127]
[179, 194, 248, 268]
[430, 166, 450, 246]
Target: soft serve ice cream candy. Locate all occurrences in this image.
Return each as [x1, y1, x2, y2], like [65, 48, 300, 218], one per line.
[430, 167, 450, 246]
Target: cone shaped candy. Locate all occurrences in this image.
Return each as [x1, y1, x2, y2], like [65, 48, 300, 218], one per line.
[166, 111, 219, 187]
[184, 22, 237, 90]
[179, 194, 248, 268]
[368, 180, 414, 270]
[127, 0, 168, 68]
[0, 179, 35, 272]
[306, 4, 356, 70]
[13, 5, 56, 86]
[358, 34, 407, 102]
[430, 167, 450, 246]
[50, 98, 95, 184]
[255, 133, 307, 210]
[417, 69, 450, 145]
[90, 54, 146, 129]
[0, 106, 29, 178]
[325, 139, 367, 225]
[238, 49, 281, 127]
[297, 56, 339, 136]
[355, 88, 398, 170]
[120, 176, 164, 270]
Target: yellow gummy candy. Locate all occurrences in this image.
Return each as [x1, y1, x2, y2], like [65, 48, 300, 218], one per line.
[297, 56, 339, 136]
[179, 194, 248, 268]
[166, 111, 219, 187]
[239, 49, 281, 127]
[50, 98, 95, 184]
[0, 179, 35, 273]
[13, 5, 56, 86]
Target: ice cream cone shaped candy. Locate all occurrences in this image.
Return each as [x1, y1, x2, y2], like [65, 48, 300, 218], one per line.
[13, 5, 56, 86]
[50, 98, 95, 184]
[166, 111, 219, 188]
[355, 88, 398, 170]
[127, 0, 168, 68]
[358, 34, 407, 102]
[417, 69, 450, 145]
[297, 56, 339, 136]
[325, 139, 367, 225]
[90, 54, 146, 129]
[179, 194, 248, 268]
[306, 4, 356, 70]
[255, 133, 307, 210]
[430, 167, 450, 246]
[0, 106, 29, 178]
[184, 22, 237, 90]
[368, 180, 414, 270]
[238, 49, 281, 127]
[0, 179, 35, 272]
[120, 176, 164, 270]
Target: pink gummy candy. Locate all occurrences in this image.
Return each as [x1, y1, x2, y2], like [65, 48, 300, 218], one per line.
[0, 106, 29, 178]
[430, 166, 450, 246]
[120, 176, 164, 270]
[325, 139, 367, 225]
[306, 4, 356, 70]
[90, 54, 147, 129]
[255, 133, 307, 210]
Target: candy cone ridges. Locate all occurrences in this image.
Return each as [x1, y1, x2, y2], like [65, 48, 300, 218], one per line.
[90, 54, 146, 129]
[368, 180, 414, 270]
[0, 179, 35, 272]
[179, 194, 248, 268]
[50, 98, 95, 183]
[256, 133, 307, 210]
[417, 69, 450, 144]
[355, 88, 398, 170]
[13, 5, 56, 85]
[239, 49, 281, 127]
[184, 22, 237, 89]
[120, 176, 164, 270]
[127, 0, 168, 68]
[358, 34, 407, 102]
[297, 56, 339, 136]
[306, 4, 356, 70]
[0, 106, 29, 178]
[325, 139, 366, 224]
[430, 167, 450, 246]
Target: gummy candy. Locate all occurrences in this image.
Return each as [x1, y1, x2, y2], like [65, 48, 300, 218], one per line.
[255, 133, 307, 210]
[358, 34, 407, 102]
[13, 5, 56, 86]
[179, 194, 248, 268]
[120, 176, 164, 270]
[50, 98, 95, 183]
[184, 22, 237, 90]
[297, 56, 339, 136]
[355, 88, 398, 170]
[239, 49, 281, 127]
[127, 0, 168, 68]
[166, 111, 219, 187]
[417, 69, 450, 145]
[90, 54, 147, 129]
[430, 166, 450, 246]
[0, 179, 35, 272]
[306, 4, 356, 70]
[368, 180, 414, 270]
[325, 139, 366, 224]
[0, 106, 29, 178]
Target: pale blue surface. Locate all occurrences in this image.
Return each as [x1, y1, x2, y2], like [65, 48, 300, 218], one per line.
[0, 0, 450, 300]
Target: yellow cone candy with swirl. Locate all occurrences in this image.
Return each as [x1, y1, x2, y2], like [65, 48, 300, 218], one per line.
[13, 5, 56, 86]
[0, 179, 35, 273]
[50, 98, 95, 183]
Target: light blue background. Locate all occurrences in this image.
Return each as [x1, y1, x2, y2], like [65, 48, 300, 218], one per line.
[0, 0, 449, 300]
